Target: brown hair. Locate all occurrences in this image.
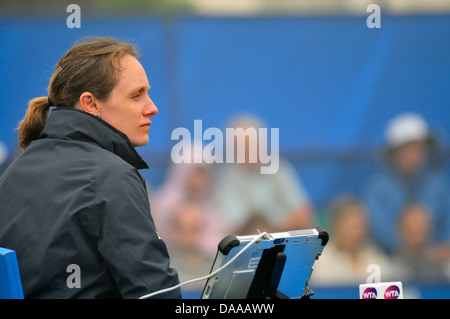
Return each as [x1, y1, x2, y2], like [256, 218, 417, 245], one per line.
[17, 37, 138, 150]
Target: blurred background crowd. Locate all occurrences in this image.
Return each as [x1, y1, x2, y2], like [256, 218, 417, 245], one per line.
[0, 0, 449, 298]
[151, 112, 450, 294]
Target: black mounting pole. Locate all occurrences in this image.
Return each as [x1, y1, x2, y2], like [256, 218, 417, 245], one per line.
[246, 245, 289, 299]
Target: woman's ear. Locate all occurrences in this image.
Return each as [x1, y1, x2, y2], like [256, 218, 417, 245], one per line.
[78, 92, 101, 117]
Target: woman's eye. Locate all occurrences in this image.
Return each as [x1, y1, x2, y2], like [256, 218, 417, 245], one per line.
[134, 94, 141, 99]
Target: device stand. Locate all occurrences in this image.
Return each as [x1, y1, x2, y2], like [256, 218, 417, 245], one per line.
[246, 245, 290, 299]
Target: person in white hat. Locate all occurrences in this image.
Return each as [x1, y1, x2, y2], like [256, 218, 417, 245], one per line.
[384, 113, 433, 177]
[363, 113, 449, 259]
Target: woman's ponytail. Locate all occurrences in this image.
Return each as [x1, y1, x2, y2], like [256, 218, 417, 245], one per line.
[17, 97, 51, 150]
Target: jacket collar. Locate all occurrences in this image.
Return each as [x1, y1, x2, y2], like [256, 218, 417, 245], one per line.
[40, 108, 149, 169]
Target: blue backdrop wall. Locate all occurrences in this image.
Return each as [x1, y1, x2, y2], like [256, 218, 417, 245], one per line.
[1, 14, 449, 207]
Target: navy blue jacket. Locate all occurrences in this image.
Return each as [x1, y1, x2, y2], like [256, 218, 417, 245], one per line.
[0, 108, 180, 298]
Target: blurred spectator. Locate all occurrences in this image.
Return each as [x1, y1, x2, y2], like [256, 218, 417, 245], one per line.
[166, 201, 213, 291]
[393, 202, 448, 283]
[311, 195, 401, 286]
[363, 113, 450, 253]
[214, 115, 313, 235]
[152, 159, 229, 257]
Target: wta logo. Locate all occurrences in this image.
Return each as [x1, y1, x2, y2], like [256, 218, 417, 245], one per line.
[384, 285, 400, 299]
[362, 287, 377, 299]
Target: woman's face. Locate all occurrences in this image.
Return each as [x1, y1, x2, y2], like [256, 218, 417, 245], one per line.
[98, 54, 158, 147]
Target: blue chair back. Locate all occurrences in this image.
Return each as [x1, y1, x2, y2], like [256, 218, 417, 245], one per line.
[0, 247, 24, 299]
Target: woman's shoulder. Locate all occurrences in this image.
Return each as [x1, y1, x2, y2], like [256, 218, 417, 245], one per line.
[84, 143, 145, 185]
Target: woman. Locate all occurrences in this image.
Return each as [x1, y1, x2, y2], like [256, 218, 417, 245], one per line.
[0, 37, 180, 298]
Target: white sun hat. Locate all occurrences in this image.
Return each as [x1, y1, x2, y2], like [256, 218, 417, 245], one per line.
[385, 113, 430, 149]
